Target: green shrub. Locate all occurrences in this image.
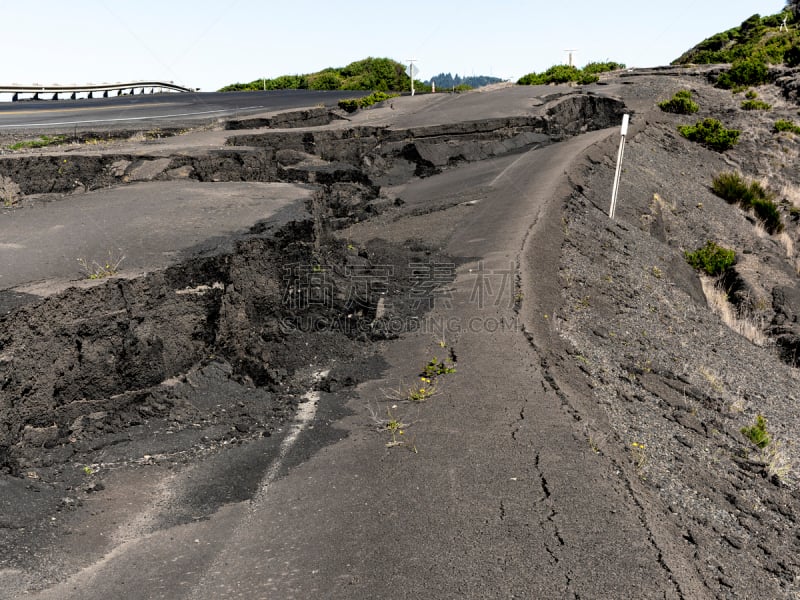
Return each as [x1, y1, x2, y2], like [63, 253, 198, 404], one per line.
[582, 61, 626, 75]
[307, 70, 343, 91]
[711, 172, 783, 233]
[741, 414, 770, 449]
[658, 90, 700, 114]
[775, 119, 800, 134]
[337, 91, 396, 113]
[716, 55, 770, 89]
[678, 118, 740, 151]
[745, 89, 758, 99]
[519, 64, 582, 85]
[741, 99, 771, 110]
[711, 172, 770, 208]
[786, 45, 800, 67]
[684, 241, 736, 276]
[517, 61, 624, 86]
[337, 99, 361, 113]
[752, 198, 785, 233]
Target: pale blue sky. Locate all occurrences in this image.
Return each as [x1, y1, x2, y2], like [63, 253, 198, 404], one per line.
[1, 1, 789, 91]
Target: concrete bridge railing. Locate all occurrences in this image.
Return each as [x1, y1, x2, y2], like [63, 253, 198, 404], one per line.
[0, 81, 196, 102]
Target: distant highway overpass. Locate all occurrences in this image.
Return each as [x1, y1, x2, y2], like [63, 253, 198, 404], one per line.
[0, 81, 196, 102]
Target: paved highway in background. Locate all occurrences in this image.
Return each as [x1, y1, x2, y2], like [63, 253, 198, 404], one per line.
[0, 89, 367, 130]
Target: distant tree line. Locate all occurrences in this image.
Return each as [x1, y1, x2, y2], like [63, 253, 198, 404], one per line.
[426, 73, 504, 90]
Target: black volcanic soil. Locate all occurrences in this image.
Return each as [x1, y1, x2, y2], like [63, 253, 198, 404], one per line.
[555, 68, 800, 597]
[1, 67, 800, 598]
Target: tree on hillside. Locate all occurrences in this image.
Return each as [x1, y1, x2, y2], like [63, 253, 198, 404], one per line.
[788, 0, 800, 18]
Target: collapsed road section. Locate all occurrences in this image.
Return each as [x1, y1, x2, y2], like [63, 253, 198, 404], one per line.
[0, 89, 625, 588]
[0, 89, 624, 472]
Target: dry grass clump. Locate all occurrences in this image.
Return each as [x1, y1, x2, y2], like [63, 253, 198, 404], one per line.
[700, 276, 769, 346]
[781, 182, 800, 209]
[776, 231, 795, 259]
[0, 174, 21, 206]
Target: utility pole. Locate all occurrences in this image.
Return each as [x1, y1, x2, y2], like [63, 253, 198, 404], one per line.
[407, 59, 417, 96]
[563, 49, 579, 67]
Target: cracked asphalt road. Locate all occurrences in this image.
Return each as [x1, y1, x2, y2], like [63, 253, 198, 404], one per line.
[10, 128, 701, 600]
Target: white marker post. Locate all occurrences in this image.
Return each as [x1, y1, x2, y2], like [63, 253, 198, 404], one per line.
[609, 113, 630, 220]
[407, 60, 418, 96]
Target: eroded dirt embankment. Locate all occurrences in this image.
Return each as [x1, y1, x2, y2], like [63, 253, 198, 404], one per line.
[0, 92, 624, 479]
[553, 71, 800, 598]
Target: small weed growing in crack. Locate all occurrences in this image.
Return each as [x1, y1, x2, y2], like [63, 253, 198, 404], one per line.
[422, 357, 456, 378]
[385, 415, 405, 445]
[383, 351, 458, 405]
[408, 377, 437, 402]
[368, 405, 417, 452]
[383, 378, 439, 404]
[82, 466, 94, 476]
[77, 249, 125, 280]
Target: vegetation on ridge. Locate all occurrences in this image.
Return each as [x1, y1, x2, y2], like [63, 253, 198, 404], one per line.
[337, 91, 397, 113]
[219, 57, 422, 93]
[673, 8, 800, 67]
[517, 61, 625, 86]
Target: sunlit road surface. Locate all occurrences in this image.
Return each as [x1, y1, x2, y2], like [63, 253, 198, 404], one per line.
[0, 89, 365, 129]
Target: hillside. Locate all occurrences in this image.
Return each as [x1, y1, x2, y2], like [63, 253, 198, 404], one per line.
[674, 8, 799, 66]
[555, 66, 800, 595]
